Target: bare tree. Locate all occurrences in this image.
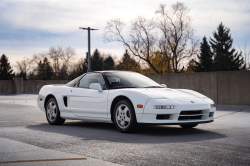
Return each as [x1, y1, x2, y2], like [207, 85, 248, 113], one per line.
[104, 16, 161, 73]
[104, 2, 198, 73]
[48, 46, 76, 78]
[15, 57, 32, 74]
[157, 37, 173, 73]
[31, 52, 47, 64]
[61, 47, 76, 66]
[29, 46, 76, 79]
[48, 46, 64, 77]
[239, 42, 250, 70]
[155, 2, 199, 72]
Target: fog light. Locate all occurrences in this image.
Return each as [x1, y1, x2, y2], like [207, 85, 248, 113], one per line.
[153, 105, 174, 109]
[209, 112, 214, 117]
[156, 114, 171, 120]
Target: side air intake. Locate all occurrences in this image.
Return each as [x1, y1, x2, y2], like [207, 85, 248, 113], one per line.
[63, 96, 67, 107]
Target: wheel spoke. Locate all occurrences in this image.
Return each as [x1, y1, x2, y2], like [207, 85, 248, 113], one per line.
[52, 105, 56, 110]
[120, 121, 125, 127]
[48, 113, 52, 120]
[50, 102, 53, 108]
[124, 106, 129, 113]
[124, 116, 130, 122]
[52, 112, 56, 118]
[118, 107, 123, 115]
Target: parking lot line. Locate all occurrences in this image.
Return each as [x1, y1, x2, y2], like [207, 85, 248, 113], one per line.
[215, 109, 243, 119]
[0, 158, 87, 164]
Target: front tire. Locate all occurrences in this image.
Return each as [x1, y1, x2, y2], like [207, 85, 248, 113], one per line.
[113, 100, 138, 133]
[180, 124, 198, 128]
[45, 98, 65, 125]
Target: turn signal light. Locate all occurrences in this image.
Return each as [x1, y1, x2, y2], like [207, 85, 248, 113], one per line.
[137, 104, 143, 108]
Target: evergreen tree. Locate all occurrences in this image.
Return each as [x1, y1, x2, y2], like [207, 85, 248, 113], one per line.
[91, 49, 103, 71]
[37, 57, 53, 80]
[68, 70, 78, 80]
[117, 50, 140, 72]
[0, 54, 13, 80]
[44, 58, 54, 79]
[103, 56, 115, 70]
[77, 53, 88, 74]
[210, 22, 244, 71]
[185, 59, 196, 73]
[57, 65, 68, 80]
[210, 53, 229, 71]
[37, 60, 44, 79]
[194, 36, 213, 72]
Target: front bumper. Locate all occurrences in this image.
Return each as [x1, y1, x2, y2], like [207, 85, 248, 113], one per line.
[136, 99, 216, 124]
[136, 112, 215, 124]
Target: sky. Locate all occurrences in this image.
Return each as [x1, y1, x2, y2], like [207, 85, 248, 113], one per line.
[0, 0, 250, 67]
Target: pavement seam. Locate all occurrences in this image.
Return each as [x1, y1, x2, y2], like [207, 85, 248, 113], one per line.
[214, 109, 243, 119]
[0, 158, 87, 164]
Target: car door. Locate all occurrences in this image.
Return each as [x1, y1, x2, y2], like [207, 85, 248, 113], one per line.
[68, 73, 108, 118]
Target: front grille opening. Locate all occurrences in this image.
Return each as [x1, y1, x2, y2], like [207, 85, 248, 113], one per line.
[209, 112, 214, 117]
[180, 110, 202, 115]
[156, 114, 171, 120]
[63, 96, 67, 107]
[178, 115, 202, 121]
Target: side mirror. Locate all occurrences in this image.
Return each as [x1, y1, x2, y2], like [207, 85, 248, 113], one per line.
[90, 83, 103, 92]
[161, 84, 167, 88]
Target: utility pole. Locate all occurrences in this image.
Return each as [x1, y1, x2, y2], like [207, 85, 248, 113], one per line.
[79, 27, 98, 72]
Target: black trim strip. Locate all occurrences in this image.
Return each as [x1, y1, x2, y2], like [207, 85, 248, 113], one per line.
[138, 120, 214, 126]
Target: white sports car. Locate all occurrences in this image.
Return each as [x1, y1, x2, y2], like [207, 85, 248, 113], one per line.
[37, 71, 216, 133]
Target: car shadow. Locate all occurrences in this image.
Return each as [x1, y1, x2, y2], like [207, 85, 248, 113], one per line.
[26, 120, 227, 144]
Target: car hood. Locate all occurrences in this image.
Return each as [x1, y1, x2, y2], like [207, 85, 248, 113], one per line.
[140, 88, 208, 105]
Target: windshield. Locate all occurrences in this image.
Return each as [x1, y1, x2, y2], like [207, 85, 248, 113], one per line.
[104, 72, 163, 89]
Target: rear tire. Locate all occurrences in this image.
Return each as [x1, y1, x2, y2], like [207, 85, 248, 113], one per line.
[113, 100, 138, 133]
[180, 124, 198, 128]
[45, 98, 65, 125]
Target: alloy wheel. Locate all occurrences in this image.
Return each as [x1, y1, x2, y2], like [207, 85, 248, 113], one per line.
[115, 104, 131, 129]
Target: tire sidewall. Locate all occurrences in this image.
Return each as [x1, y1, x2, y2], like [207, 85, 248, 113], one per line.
[113, 100, 137, 133]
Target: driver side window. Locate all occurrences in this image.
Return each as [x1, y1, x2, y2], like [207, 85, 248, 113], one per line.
[78, 73, 106, 89]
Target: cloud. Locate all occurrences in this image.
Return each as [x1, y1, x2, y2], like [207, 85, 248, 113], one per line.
[0, 0, 250, 66]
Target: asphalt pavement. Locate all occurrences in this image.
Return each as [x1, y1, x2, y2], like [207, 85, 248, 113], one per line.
[0, 94, 250, 166]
